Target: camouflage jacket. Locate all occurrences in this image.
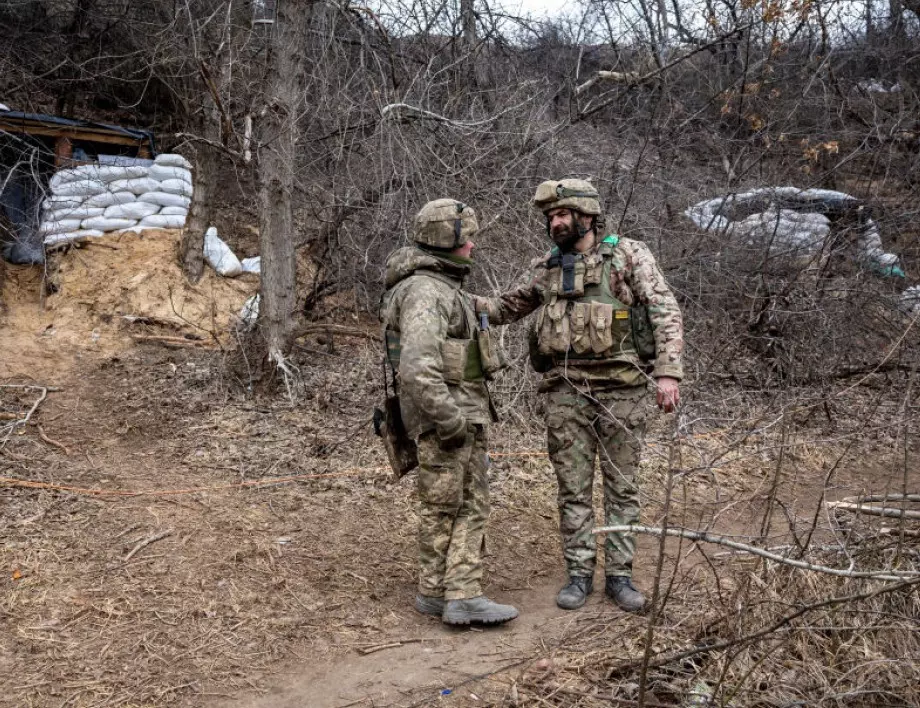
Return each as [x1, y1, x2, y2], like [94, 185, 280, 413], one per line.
[379, 246, 492, 440]
[475, 235, 684, 386]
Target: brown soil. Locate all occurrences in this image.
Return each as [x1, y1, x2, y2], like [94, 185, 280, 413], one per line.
[0, 236, 917, 708]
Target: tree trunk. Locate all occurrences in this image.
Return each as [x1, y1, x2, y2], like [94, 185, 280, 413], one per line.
[180, 139, 216, 283]
[257, 1, 311, 363]
[461, 0, 476, 47]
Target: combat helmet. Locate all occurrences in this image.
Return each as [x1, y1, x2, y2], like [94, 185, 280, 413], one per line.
[414, 198, 478, 250]
[532, 179, 601, 216]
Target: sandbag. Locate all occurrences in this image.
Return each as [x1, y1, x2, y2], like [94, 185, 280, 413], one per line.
[149, 164, 193, 183]
[51, 165, 147, 189]
[204, 226, 242, 276]
[159, 206, 189, 216]
[44, 229, 106, 247]
[39, 218, 84, 236]
[154, 153, 193, 169]
[44, 205, 106, 222]
[157, 178, 193, 197]
[138, 214, 187, 229]
[53, 180, 106, 197]
[138, 192, 191, 209]
[104, 202, 161, 220]
[81, 216, 139, 232]
[42, 196, 83, 211]
[241, 256, 261, 274]
[108, 177, 162, 195]
[84, 191, 137, 209]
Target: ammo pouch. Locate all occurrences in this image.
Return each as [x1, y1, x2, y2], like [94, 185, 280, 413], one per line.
[441, 338, 484, 384]
[536, 300, 636, 360]
[476, 328, 507, 379]
[630, 305, 656, 362]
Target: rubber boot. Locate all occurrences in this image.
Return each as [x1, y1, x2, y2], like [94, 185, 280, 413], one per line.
[414, 594, 446, 617]
[442, 596, 519, 625]
[556, 576, 594, 610]
[605, 576, 645, 613]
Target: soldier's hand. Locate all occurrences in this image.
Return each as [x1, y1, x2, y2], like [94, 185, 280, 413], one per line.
[655, 377, 680, 413]
[439, 420, 468, 451]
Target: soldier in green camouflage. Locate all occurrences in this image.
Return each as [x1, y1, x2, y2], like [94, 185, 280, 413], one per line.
[475, 179, 684, 613]
[379, 198, 519, 626]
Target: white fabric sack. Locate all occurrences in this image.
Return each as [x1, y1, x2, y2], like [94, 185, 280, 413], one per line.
[241, 256, 261, 274]
[104, 202, 161, 220]
[138, 192, 191, 209]
[149, 164, 193, 183]
[40, 218, 84, 236]
[81, 216, 138, 232]
[154, 153, 193, 169]
[109, 178, 162, 195]
[139, 214, 187, 229]
[157, 178, 193, 197]
[53, 180, 106, 197]
[51, 165, 147, 188]
[44, 229, 106, 247]
[159, 206, 189, 216]
[42, 196, 83, 211]
[204, 226, 242, 277]
[239, 294, 260, 324]
[114, 225, 153, 235]
[44, 205, 106, 222]
[85, 191, 137, 208]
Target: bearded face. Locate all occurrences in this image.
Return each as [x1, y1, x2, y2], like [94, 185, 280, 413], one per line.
[548, 208, 583, 251]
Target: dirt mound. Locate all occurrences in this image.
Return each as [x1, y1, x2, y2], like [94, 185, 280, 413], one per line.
[0, 230, 257, 380]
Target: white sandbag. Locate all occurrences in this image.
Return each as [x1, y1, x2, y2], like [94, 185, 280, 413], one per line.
[42, 196, 83, 211]
[157, 178, 193, 197]
[159, 206, 189, 216]
[138, 214, 187, 229]
[52, 165, 147, 188]
[108, 177, 162, 195]
[149, 164, 193, 183]
[104, 202, 161, 220]
[44, 229, 106, 247]
[241, 256, 261, 274]
[52, 179, 106, 197]
[154, 153, 193, 169]
[239, 294, 260, 324]
[114, 225, 153, 235]
[44, 205, 106, 222]
[84, 190, 137, 209]
[138, 192, 191, 209]
[39, 218, 84, 236]
[81, 216, 139, 232]
[204, 226, 242, 277]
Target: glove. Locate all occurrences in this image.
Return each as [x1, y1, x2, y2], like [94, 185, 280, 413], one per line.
[438, 419, 468, 451]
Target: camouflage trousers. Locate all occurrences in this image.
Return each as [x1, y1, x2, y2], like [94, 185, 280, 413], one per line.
[416, 425, 490, 601]
[545, 384, 648, 578]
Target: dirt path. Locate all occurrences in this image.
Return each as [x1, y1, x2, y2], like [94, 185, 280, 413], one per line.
[225, 579, 577, 708]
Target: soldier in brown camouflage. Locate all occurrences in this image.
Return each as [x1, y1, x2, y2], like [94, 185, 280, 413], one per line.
[379, 199, 518, 626]
[475, 179, 684, 613]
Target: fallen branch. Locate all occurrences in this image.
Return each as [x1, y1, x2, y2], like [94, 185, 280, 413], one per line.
[357, 639, 423, 655]
[293, 323, 380, 341]
[132, 334, 211, 348]
[123, 530, 172, 562]
[880, 528, 920, 538]
[592, 524, 919, 581]
[827, 501, 920, 520]
[0, 385, 50, 445]
[842, 494, 920, 504]
[37, 426, 70, 455]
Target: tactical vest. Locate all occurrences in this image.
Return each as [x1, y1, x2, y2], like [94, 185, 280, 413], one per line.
[535, 235, 655, 364]
[383, 271, 504, 384]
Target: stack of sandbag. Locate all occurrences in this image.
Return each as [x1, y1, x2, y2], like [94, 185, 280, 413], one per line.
[41, 154, 193, 248]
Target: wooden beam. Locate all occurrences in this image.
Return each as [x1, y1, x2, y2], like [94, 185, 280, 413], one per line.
[0, 121, 146, 147]
[54, 136, 73, 168]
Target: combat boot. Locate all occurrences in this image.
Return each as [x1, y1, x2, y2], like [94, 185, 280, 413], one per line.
[442, 596, 519, 625]
[605, 576, 645, 613]
[414, 594, 446, 617]
[556, 576, 593, 610]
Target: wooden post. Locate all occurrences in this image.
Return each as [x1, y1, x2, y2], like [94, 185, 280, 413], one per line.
[54, 136, 73, 168]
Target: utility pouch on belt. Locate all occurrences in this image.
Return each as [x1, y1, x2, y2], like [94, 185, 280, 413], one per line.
[475, 312, 508, 379]
[630, 305, 656, 362]
[373, 397, 418, 481]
